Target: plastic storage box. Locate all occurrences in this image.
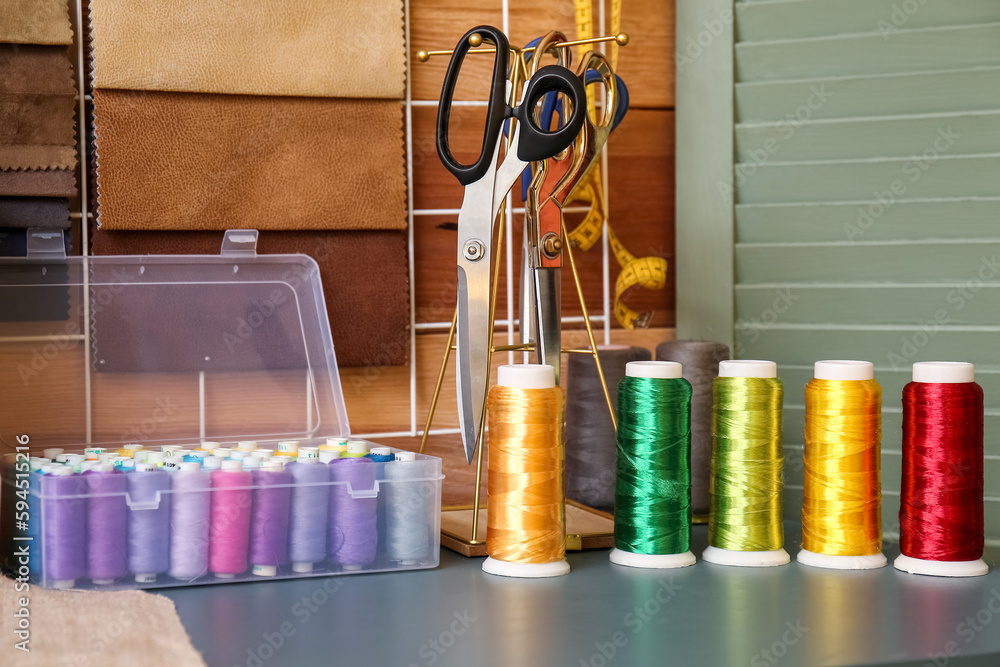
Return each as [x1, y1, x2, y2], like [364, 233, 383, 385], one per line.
[0, 230, 442, 589]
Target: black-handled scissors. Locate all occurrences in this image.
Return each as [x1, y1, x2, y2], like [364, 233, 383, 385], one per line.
[436, 25, 587, 463]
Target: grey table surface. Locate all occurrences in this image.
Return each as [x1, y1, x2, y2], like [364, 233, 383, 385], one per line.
[161, 525, 1000, 667]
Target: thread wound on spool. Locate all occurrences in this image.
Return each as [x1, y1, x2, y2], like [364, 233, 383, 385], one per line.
[656, 341, 730, 517]
[250, 466, 294, 572]
[803, 377, 882, 556]
[385, 458, 434, 563]
[170, 467, 211, 580]
[486, 384, 566, 564]
[565, 346, 651, 513]
[710, 377, 784, 552]
[615, 375, 692, 555]
[900, 381, 984, 562]
[86, 469, 129, 582]
[329, 458, 378, 567]
[127, 468, 172, 580]
[41, 471, 87, 585]
[209, 469, 253, 576]
[288, 460, 330, 568]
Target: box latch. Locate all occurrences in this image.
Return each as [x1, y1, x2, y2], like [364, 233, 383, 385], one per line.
[25, 228, 66, 259]
[220, 229, 259, 257]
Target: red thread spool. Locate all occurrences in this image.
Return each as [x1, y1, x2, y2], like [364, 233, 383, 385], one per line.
[896, 362, 988, 577]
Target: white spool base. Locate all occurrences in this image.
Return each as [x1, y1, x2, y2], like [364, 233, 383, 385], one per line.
[702, 545, 790, 568]
[50, 579, 75, 589]
[292, 562, 313, 574]
[252, 564, 277, 577]
[342, 564, 363, 571]
[609, 548, 696, 570]
[797, 549, 886, 570]
[894, 553, 988, 578]
[134, 573, 157, 584]
[91, 578, 115, 586]
[482, 556, 570, 578]
[214, 572, 236, 579]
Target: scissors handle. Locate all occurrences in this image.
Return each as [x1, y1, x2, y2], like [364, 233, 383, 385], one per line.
[514, 65, 587, 163]
[436, 26, 510, 187]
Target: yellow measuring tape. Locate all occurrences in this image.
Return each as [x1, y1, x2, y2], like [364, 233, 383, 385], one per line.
[569, 0, 667, 330]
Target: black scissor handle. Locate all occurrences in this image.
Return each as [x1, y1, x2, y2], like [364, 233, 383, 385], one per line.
[513, 64, 587, 163]
[436, 26, 510, 186]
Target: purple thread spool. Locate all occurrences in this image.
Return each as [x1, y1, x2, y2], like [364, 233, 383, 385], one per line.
[169, 462, 211, 581]
[127, 463, 171, 583]
[329, 457, 378, 569]
[287, 458, 330, 573]
[250, 460, 293, 577]
[210, 461, 252, 578]
[86, 465, 128, 584]
[40, 466, 87, 588]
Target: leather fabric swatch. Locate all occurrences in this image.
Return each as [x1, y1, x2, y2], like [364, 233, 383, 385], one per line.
[90, 0, 405, 99]
[93, 90, 406, 232]
[0, 0, 74, 45]
[0, 197, 71, 228]
[90, 229, 410, 368]
[0, 169, 77, 196]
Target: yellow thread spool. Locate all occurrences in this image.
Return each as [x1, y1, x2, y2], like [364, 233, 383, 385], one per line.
[799, 360, 887, 570]
[483, 365, 570, 578]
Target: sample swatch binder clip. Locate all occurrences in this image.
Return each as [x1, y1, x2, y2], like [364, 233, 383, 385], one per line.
[0, 229, 443, 590]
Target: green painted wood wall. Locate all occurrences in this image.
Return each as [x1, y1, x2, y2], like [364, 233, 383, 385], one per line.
[677, 0, 1000, 544]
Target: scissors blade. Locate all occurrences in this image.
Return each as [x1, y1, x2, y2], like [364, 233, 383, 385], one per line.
[518, 232, 534, 352]
[532, 266, 562, 383]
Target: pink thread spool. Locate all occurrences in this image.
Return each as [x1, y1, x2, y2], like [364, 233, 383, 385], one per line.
[209, 460, 252, 578]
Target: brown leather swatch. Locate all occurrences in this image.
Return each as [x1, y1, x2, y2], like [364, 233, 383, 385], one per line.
[93, 90, 407, 232]
[90, 0, 404, 99]
[0, 0, 74, 45]
[90, 229, 410, 368]
[0, 146, 77, 170]
[0, 197, 71, 228]
[0, 169, 77, 197]
[0, 45, 77, 95]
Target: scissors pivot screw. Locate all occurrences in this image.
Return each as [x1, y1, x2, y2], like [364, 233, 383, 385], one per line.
[469, 33, 483, 47]
[541, 233, 563, 259]
[463, 239, 487, 261]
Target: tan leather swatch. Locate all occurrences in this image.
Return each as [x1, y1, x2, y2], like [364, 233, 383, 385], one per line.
[0, 93, 77, 148]
[93, 90, 406, 231]
[0, 145, 77, 170]
[90, 229, 410, 367]
[0, 197, 71, 228]
[90, 0, 405, 99]
[0, 0, 74, 45]
[0, 169, 77, 196]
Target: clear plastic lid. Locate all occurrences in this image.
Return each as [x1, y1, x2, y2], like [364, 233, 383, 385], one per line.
[0, 230, 350, 453]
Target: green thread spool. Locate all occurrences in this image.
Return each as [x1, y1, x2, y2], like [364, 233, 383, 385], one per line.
[610, 361, 696, 569]
[703, 360, 790, 568]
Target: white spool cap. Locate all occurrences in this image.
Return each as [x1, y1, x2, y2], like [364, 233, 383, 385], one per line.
[123, 444, 143, 451]
[221, 460, 244, 472]
[395, 451, 416, 462]
[370, 446, 392, 457]
[135, 462, 158, 472]
[55, 454, 70, 463]
[160, 445, 182, 453]
[253, 564, 277, 577]
[92, 463, 114, 473]
[609, 549, 697, 570]
[229, 450, 247, 461]
[347, 441, 369, 456]
[213, 448, 233, 459]
[912, 361, 975, 384]
[326, 438, 348, 447]
[797, 549, 887, 570]
[261, 460, 284, 472]
[79, 461, 98, 473]
[133, 451, 150, 464]
[497, 363, 556, 389]
[319, 451, 340, 464]
[50, 465, 74, 476]
[814, 360, 874, 381]
[255, 449, 274, 460]
[187, 450, 207, 459]
[277, 440, 300, 455]
[242, 456, 263, 469]
[237, 441, 258, 451]
[179, 462, 201, 472]
[203, 456, 222, 470]
[298, 447, 320, 459]
[147, 452, 165, 464]
[485, 363, 568, 578]
[41, 464, 59, 474]
[29, 457, 50, 471]
[200, 442, 220, 451]
[718, 360, 777, 379]
[625, 360, 682, 379]
[893, 553, 988, 578]
[164, 456, 184, 468]
[296, 455, 319, 464]
[43, 448, 64, 460]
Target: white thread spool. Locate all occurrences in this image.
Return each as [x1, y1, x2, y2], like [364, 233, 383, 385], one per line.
[610, 361, 697, 570]
[894, 362, 988, 578]
[797, 360, 887, 571]
[483, 364, 570, 579]
[702, 360, 790, 568]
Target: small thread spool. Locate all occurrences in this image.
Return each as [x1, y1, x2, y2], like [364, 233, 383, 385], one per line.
[799, 360, 887, 570]
[703, 360, 789, 568]
[210, 460, 252, 578]
[250, 460, 293, 577]
[385, 452, 435, 565]
[43, 448, 64, 460]
[322, 438, 348, 454]
[288, 457, 330, 573]
[319, 450, 341, 464]
[656, 340, 731, 521]
[203, 456, 222, 471]
[201, 442, 220, 452]
[160, 445, 183, 454]
[255, 449, 275, 460]
[236, 441, 258, 452]
[368, 446, 395, 463]
[242, 455, 263, 470]
[276, 440, 300, 458]
[169, 462, 211, 581]
[40, 466, 87, 588]
[86, 464, 128, 584]
[124, 443, 144, 452]
[895, 362, 988, 577]
[565, 345, 652, 513]
[611, 361, 696, 569]
[484, 364, 570, 578]
[127, 463, 172, 583]
[213, 447, 233, 460]
[298, 446, 320, 460]
[344, 440, 369, 457]
[329, 457, 378, 570]
[85, 447, 106, 461]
